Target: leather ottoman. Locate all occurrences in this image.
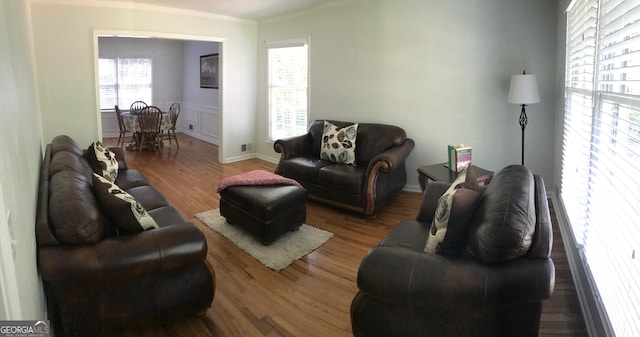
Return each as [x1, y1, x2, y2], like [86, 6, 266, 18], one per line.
[219, 184, 307, 245]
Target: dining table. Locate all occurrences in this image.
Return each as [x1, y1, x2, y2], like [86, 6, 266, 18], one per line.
[121, 111, 171, 133]
[121, 111, 171, 151]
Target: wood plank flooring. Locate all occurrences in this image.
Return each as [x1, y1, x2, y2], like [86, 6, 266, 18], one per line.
[95, 134, 588, 337]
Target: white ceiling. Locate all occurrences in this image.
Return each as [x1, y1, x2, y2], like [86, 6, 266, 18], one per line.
[101, 0, 337, 20]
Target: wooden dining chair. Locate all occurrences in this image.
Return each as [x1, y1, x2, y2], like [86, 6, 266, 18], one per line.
[129, 101, 148, 114]
[136, 106, 163, 153]
[162, 102, 181, 147]
[114, 105, 133, 148]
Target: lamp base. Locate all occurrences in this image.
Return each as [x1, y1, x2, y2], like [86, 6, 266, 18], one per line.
[519, 104, 527, 166]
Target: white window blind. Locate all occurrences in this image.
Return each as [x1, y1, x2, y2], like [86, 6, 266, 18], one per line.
[563, 1, 640, 336]
[98, 56, 152, 110]
[267, 40, 309, 141]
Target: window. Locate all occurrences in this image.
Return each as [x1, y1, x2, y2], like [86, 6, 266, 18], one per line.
[267, 39, 309, 141]
[563, 0, 640, 336]
[98, 56, 152, 110]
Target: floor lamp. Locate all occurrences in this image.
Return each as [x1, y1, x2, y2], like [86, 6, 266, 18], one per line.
[508, 70, 540, 166]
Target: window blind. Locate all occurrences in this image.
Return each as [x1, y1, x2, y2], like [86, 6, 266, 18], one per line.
[563, 0, 598, 245]
[98, 56, 152, 110]
[267, 41, 309, 141]
[563, 1, 640, 336]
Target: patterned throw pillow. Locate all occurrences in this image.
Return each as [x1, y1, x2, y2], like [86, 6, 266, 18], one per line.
[87, 141, 118, 182]
[425, 165, 481, 255]
[320, 121, 358, 166]
[92, 174, 159, 235]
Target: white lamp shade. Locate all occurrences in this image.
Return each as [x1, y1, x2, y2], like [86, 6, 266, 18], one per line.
[507, 74, 540, 104]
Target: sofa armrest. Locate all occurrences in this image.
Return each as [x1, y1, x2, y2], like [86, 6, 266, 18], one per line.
[38, 222, 207, 281]
[366, 138, 415, 174]
[273, 134, 313, 160]
[357, 243, 555, 306]
[108, 146, 129, 170]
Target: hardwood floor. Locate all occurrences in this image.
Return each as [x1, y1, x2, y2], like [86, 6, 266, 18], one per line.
[97, 134, 588, 337]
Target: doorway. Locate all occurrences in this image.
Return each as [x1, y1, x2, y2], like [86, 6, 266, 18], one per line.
[93, 31, 223, 161]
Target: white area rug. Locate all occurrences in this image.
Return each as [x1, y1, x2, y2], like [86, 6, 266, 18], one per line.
[195, 209, 333, 271]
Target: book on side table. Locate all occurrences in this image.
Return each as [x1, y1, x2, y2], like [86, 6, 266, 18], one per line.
[448, 144, 472, 172]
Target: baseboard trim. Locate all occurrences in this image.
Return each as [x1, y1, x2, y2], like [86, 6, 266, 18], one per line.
[402, 185, 421, 193]
[180, 130, 218, 145]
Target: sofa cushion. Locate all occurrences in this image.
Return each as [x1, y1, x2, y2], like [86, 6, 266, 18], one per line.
[425, 165, 481, 255]
[93, 174, 159, 235]
[317, 164, 366, 194]
[466, 165, 536, 263]
[277, 157, 332, 184]
[49, 171, 108, 244]
[87, 142, 119, 182]
[320, 121, 358, 166]
[49, 151, 94, 181]
[147, 206, 187, 228]
[308, 121, 408, 167]
[50, 135, 84, 157]
[351, 123, 407, 166]
[126, 185, 170, 211]
[114, 169, 150, 190]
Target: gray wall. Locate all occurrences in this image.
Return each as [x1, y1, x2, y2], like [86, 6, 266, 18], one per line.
[256, 0, 559, 190]
[180, 41, 222, 144]
[30, 1, 257, 162]
[0, 0, 46, 319]
[182, 41, 220, 108]
[98, 36, 185, 111]
[98, 37, 221, 143]
[0, 0, 562, 320]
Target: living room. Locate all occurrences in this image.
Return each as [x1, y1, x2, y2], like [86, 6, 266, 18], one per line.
[1, 0, 627, 336]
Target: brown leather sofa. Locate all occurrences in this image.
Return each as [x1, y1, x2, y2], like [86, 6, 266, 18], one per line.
[351, 165, 555, 337]
[36, 135, 215, 337]
[274, 120, 414, 217]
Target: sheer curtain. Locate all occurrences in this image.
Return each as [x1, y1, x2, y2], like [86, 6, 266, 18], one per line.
[563, 0, 640, 336]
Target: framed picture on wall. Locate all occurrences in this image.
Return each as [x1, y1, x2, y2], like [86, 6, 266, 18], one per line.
[200, 53, 219, 89]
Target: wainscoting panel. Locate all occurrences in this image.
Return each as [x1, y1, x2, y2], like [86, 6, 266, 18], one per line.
[179, 102, 219, 145]
[101, 111, 120, 139]
[100, 103, 220, 145]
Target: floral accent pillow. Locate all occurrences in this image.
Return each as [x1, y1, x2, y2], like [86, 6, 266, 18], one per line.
[425, 164, 481, 255]
[88, 141, 118, 182]
[320, 121, 358, 166]
[92, 174, 159, 235]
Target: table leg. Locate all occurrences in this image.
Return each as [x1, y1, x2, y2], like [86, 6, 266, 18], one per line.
[418, 174, 427, 192]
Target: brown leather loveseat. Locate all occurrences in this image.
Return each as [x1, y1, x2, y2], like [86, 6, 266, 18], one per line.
[36, 135, 215, 337]
[274, 120, 414, 217]
[351, 165, 555, 337]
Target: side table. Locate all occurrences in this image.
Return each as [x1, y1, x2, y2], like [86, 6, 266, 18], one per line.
[417, 163, 493, 192]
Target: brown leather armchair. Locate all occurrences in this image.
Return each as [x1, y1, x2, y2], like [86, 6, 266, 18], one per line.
[274, 120, 414, 217]
[351, 165, 555, 337]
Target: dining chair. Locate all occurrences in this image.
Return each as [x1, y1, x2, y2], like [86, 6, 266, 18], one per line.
[136, 106, 163, 153]
[114, 105, 133, 148]
[163, 102, 181, 147]
[129, 100, 148, 114]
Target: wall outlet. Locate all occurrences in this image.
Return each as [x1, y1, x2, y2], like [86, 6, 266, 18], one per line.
[189, 124, 194, 130]
[241, 144, 247, 152]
